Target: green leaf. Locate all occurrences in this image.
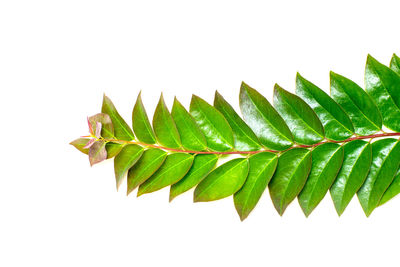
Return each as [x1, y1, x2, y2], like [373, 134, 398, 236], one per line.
[194, 158, 249, 202]
[152, 94, 182, 149]
[268, 148, 312, 215]
[105, 142, 123, 158]
[273, 84, 324, 145]
[88, 113, 114, 138]
[330, 72, 382, 135]
[365, 55, 400, 132]
[357, 139, 400, 216]
[390, 53, 400, 75]
[234, 152, 278, 221]
[171, 97, 207, 151]
[190, 95, 234, 152]
[298, 143, 343, 217]
[296, 74, 354, 141]
[330, 140, 372, 216]
[240, 82, 293, 150]
[169, 154, 218, 201]
[138, 153, 194, 196]
[114, 144, 144, 190]
[88, 140, 107, 166]
[214, 91, 261, 151]
[379, 168, 400, 206]
[127, 148, 167, 195]
[132, 92, 157, 144]
[70, 138, 90, 154]
[102, 95, 135, 141]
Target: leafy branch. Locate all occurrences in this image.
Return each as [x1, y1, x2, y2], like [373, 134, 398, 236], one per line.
[71, 54, 400, 220]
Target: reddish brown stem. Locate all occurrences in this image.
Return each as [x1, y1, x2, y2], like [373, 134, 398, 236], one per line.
[105, 132, 400, 155]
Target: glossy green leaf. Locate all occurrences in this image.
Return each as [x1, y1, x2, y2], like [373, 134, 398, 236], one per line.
[152, 94, 181, 149]
[390, 53, 400, 74]
[70, 138, 90, 154]
[194, 158, 249, 202]
[138, 153, 194, 196]
[169, 154, 218, 201]
[102, 95, 135, 141]
[330, 140, 371, 216]
[357, 139, 400, 216]
[214, 91, 262, 151]
[132, 92, 156, 144]
[88, 140, 107, 166]
[296, 74, 354, 141]
[234, 152, 278, 221]
[171, 98, 207, 151]
[105, 142, 123, 158]
[330, 71, 382, 135]
[365, 55, 400, 132]
[127, 148, 167, 195]
[88, 113, 114, 138]
[240, 82, 293, 150]
[298, 143, 343, 217]
[273, 84, 324, 145]
[190, 95, 234, 152]
[114, 144, 144, 190]
[379, 169, 400, 206]
[269, 148, 312, 215]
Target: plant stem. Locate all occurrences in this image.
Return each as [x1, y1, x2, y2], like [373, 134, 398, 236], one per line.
[104, 132, 400, 155]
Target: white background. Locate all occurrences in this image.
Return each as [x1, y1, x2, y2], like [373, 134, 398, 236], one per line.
[1, 1, 400, 266]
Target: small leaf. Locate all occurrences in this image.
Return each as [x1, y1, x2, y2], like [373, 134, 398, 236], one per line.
[102, 95, 135, 140]
[296, 73, 354, 141]
[390, 53, 400, 75]
[105, 142, 123, 159]
[357, 139, 400, 216]
[114, 144, 144, 190]
[88, 140, 107, 166]
[169, 154, 218, 201]
[365, 55, 400, 132]
[298, 143, 344, 217]
[273, 84, 324, 145]
[330, 140, 372, 216]
[70, 138, 91, 154]
[138, 153, 194, 196]
[269, 148, 312, 215]
[379, 168, 400, 206]
[88, 113, 114, 139]
[330, 71, 382, 135]
[194, 158, 249, 202]
[127, 148, 167, 195]
[153, 94, 182, 149]
[132, 92, 157, 144]
[214, 91, 262, 151]
[83, 138, 95, 149]
[171, 97, 207, 151]
[190, 95, 234, 152]
[240, 82, 293, 150]
[234, 152, 278, 221]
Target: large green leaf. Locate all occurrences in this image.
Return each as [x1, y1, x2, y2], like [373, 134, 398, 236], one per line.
[330, 140, 372, 216]
[239, 82, 293, 150]
[190, 95, 234, 151]
[298, 143, 343, 217]
[296, 74, 354, 141]
[273, 84, 324, 145]
[379, 168, 400, 206]
[234, 152, 277, 221]
[169, 154, 218, 201]
[268, 148, 312, 215]
[152, 95, 181, 149]
[365, 55, 400, 132]
[114, 144, 144, 189]
[330, 71, 382, 135]
[214, 91, 262, 151]
[127, 148, 167, 195]
[138, 153, 194, 196]
[102, 95, 135, 141]
[194, 158, 249, 202]
[171, 98, 207, 151]
[390, 53, 400, 74]
[132, 92, 157, 144]
[357, 139, 400, 216]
